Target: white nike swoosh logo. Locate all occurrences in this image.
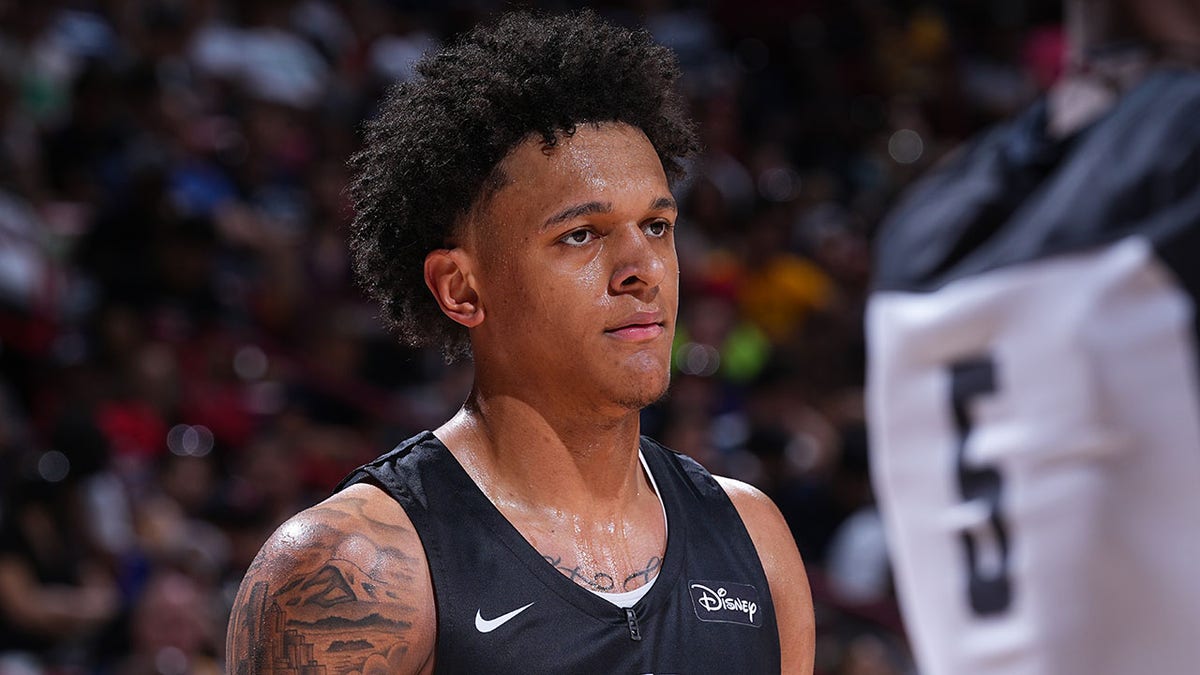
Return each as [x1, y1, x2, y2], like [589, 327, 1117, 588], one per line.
[474, 602, 535, 633]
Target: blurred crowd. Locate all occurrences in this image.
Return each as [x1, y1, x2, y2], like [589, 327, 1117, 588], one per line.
[0, 0, 1063, 673]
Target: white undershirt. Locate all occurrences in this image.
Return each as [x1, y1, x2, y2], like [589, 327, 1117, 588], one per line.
[587, 450, 667, 608]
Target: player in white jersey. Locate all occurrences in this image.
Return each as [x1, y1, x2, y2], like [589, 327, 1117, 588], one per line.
[867, 1, 1200, 674]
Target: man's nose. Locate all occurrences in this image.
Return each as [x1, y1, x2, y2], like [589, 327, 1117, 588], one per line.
[608, 224, 668, 297]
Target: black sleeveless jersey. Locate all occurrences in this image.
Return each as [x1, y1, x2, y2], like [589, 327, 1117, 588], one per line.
[335, 431, 781, 674]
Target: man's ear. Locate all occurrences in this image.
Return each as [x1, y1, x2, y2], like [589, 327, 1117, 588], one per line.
[423, 248, 484, 329]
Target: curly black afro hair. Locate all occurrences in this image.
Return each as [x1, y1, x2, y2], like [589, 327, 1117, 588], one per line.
[348, 10, 700, 360]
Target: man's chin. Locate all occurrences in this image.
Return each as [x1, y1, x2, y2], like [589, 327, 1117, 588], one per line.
[612, 370, 672, 411]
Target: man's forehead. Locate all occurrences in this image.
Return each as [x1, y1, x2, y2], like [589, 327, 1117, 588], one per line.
[498, 123, 662, 180]
[460, 122, 670, 241]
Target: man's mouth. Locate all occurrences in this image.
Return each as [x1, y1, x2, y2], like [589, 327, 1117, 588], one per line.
[605, 311, 666, 342]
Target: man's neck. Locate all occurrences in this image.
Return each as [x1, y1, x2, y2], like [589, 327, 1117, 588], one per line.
[434, 391, 650, 517]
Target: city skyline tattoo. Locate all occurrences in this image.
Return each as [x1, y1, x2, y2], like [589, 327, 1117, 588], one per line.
[227, 499, 421, 675]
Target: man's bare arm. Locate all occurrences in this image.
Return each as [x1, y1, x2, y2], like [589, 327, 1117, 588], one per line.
[718, 476, 817, 674]
[226, 483, 436, 675]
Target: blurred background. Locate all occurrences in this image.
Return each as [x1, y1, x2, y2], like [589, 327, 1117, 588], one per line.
[0, 0, 1066, 672]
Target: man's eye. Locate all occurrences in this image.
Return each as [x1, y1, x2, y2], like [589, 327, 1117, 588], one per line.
[561, 229, 596, 246]
[645, 220, 672, 237]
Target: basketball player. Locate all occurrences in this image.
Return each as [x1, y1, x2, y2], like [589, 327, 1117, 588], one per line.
[867, 1, 1200, 673]
[227, 11, 815, 674]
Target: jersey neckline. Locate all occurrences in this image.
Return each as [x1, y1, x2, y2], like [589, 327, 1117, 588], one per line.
[584, 449, 667, 608]
[417, 431, 684, 624]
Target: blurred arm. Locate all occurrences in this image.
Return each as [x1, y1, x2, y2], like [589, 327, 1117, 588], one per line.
[0, 555, 117, 636]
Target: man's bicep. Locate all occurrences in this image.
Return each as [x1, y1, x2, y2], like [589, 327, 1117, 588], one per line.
[716, 476, 816, 674]
[226, 486, 435, 675]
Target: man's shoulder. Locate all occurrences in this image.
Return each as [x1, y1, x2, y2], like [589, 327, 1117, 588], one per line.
[640, 437, 779, 511]
[710, 474, 789, 536]
[226, 484, 436, 674]
[334, 430, 443, 493]
[711, 474, 769, 507]
[262, 484, 425, 560]
[709, 474, 816, 672]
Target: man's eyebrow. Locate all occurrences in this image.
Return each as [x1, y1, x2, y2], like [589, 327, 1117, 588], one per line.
[650, 196, 677, 212]
[540, 196, 677, 231]
[542, 201, 612, 230]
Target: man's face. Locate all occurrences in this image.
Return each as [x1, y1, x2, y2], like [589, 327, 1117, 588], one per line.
[465, 122, 678, 414]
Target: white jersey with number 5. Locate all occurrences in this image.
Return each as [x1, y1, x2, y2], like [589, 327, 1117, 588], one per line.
[867, 69, 1200, 675]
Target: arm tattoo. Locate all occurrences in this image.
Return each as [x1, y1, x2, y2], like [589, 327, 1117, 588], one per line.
[227, 500, 423, 674]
